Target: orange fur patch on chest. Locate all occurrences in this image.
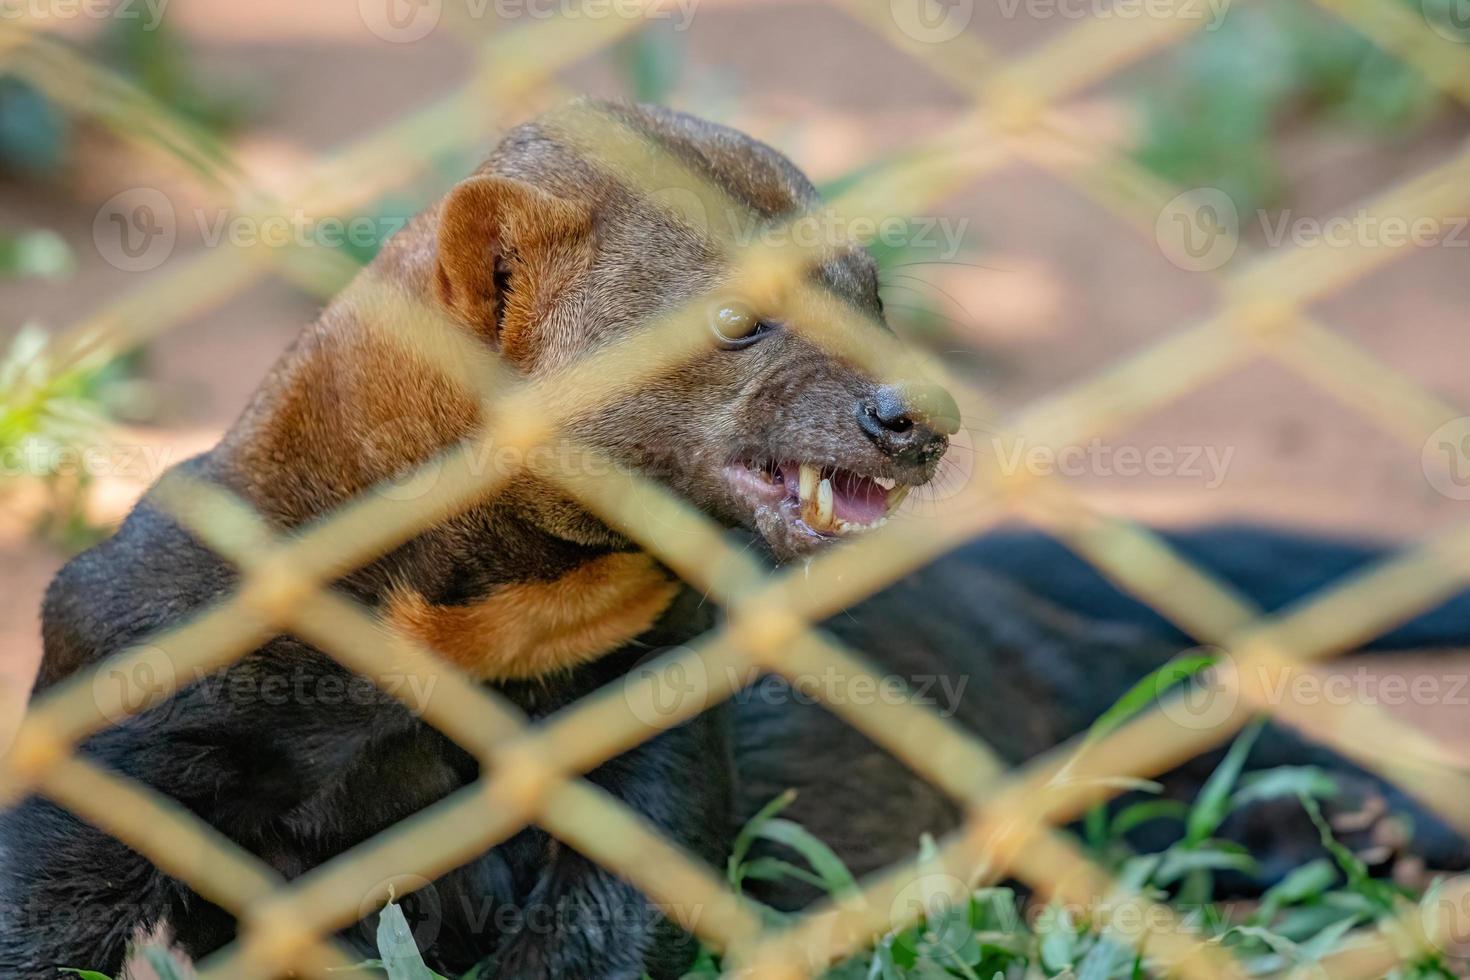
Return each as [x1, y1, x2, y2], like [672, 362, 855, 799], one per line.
[384, 552, 680, 680]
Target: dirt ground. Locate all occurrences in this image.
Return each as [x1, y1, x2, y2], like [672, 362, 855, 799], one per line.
[3, 0, 1470, 819]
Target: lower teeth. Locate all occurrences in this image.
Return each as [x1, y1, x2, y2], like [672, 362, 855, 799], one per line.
[788, 462, 900, 535]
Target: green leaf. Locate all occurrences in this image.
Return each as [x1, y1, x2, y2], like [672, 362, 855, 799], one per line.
[873, 934, 906, 980]
[1154, 845, 1258, 886]
[1035, 904, 1080, 972]
[375, 900, 442, 980]
[1086, 653, 1219, 747]
[1085, 802, 1110, 853]
[677, 944, 722, 979]
[729, 789, 797, 889]
[0, 229, 74, 280]
[1114, 853, 1162, 893]
[1077, 935, 1130, 980]
[614, 24, 683, 104]
[1255, 858, 1339, 921]
[739, 856, 831, 892]
[58, 971, 114, 980]
[1185, 718, 1265, 845]
[1233, 766, 1338, 809]
[1110, 798, 1190, 838]
[1298, 793, 1402, 913]
[1221, 924, 1301, 962]
[755, 817, 858, 898]
[1294, 913, 1362, 963]
[141, 948, 190, 980]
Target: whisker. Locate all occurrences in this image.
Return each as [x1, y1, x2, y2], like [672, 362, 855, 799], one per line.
[879, 279, 976, 323]
[881, 274, 973, 316]
[883, 259, 1005, 273]
[881, 302, 980, 339]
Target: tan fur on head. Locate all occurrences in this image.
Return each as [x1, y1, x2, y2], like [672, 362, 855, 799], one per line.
[434, 175, 594, 364]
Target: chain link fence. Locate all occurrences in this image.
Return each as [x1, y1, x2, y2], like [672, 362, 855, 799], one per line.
[4, 0, 1470, 976]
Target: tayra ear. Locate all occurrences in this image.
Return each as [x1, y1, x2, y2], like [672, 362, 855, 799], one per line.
[433, 175, 592, 360]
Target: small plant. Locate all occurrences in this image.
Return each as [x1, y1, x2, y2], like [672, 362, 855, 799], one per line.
[62, 945, 190, 980]
[95, 15, 259, 138]
[1134, 2, 1442, 214]
[0, 228, 73, 280]
[0, 13, 259, 183]
[614, 24, 684, 105]
[0, 325, 144, 550]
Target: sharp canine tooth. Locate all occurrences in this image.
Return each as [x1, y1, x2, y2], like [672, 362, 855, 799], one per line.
[798, 464, 821, 525]
[887, 485, 910, 512]
[816, 478, 834, 529]
[798, 463, 819, 502]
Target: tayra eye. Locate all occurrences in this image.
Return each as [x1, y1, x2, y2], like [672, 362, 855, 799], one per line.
[710, 300, 773, 349]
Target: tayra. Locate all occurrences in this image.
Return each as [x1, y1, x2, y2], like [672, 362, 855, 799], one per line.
[4, 100, 1466, 978]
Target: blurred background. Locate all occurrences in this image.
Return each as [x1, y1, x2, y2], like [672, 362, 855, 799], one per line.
[3, 0, 1470, 758]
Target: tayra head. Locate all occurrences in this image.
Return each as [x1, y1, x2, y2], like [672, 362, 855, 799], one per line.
[230, 100, 957, 566]
[423, 100, 957, 561]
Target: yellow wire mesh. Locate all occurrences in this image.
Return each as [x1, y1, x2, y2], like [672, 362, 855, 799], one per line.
[3, 0, 1470, 977]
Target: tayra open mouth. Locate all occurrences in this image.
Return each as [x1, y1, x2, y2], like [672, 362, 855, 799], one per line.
[725, 459, 915, 538]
